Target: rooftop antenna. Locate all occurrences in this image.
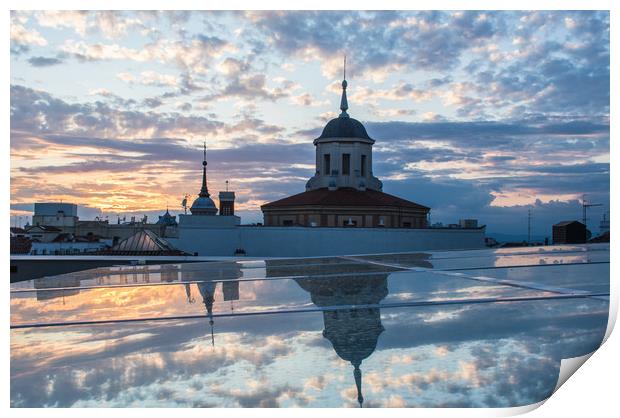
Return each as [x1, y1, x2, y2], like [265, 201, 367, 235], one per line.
[181, 194, 188, 214]
[527, 208, 532, 244]
[582, 194, 602, 233]
[226, 180, 229, 192]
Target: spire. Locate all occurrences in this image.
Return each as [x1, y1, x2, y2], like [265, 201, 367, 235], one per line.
[339, 55, 349, 118]
[199, 141, 210, 198]
[353, 362, 363, 408]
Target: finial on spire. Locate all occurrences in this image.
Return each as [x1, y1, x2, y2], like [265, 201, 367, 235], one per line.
[354, 363, 363, 408]
[203, 140, 207, 166]
[209, 318, 214, 347]
[339, 55, 349, 118]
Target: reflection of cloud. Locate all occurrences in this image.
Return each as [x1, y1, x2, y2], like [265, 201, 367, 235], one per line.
[11, 288, 609, 407]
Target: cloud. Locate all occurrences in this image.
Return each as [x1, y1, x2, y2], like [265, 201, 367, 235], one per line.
[34, 11, 145, 39]
[9, 11, 610, 232]
[10, 22, 47, 53]
[61, 35, 231, 73]
[117, 71, 179, 87]
[27, 56, 63, 67]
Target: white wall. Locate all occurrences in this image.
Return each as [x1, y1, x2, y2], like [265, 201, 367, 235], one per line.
[169, 226, 486, 257]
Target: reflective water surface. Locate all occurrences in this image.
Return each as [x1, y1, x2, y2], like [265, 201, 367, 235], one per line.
[10, 244, 609, 407]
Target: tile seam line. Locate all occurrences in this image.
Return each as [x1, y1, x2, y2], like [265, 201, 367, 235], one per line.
[10, 261, 609, 293]
[10, 292, 610, 330]
[340, 256, 608, 297]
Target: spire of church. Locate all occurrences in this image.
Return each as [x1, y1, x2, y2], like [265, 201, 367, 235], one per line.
[339, 55, 349, 118]
[353, 362, 363, 408]
[199, 141, 210, 198]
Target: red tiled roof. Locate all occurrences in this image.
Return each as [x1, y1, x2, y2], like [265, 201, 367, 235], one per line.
[262, 187, 430, 211]
[10, 236, 32, 254]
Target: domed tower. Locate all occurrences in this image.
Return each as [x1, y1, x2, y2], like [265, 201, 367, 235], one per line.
[306, 59, 382, 192]
[261, 58, 430, 228]
[190, 142, 218, 216]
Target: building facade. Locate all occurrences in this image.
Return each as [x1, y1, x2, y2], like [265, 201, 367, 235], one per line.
[553, 220, 587, 244]
[262, 72, 430, 228]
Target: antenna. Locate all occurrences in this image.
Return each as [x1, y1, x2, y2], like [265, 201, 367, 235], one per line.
[344, 55, 346, 80]
[582, 194, 602, 234]
[527, 208, 532, 244]
[226, 180, 229, 192]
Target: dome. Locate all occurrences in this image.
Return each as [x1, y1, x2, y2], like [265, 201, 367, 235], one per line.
[317, 116, 372, 140]
[190, 196, 217, 215]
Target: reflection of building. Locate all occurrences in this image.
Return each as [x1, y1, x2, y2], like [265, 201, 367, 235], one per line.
[261, 70, 430, 228]
[181, 263, 243, 345]
[33, 276, 81, 301]
[272, 260, 390, 407]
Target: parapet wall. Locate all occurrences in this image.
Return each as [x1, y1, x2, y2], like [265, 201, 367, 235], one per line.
[169, 226, 486, 257]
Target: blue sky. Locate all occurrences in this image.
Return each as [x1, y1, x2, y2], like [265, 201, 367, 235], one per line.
[9, 10, 610, 238]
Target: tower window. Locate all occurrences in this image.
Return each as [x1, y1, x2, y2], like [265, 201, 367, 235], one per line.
[342, 153, 350, 175]
[361, 155, 367, 176]
[323, 154, 331, 176]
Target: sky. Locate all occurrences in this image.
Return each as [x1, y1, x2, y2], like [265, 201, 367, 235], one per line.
[9, 10, 610, 239]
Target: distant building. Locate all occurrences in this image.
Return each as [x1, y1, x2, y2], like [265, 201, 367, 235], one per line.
[26, 201, 179, 243]
[156, 209, 178, 226]
[98, 230, 186, 256]
[25, 225, 63, 242]
[10, 236, 32, 254]
[553, 220, 587, 244]
[32, 203, 78, 230]
[261, 72, 430, 228]
[459, 219, 478, 228]
[177, 143, 241, 232]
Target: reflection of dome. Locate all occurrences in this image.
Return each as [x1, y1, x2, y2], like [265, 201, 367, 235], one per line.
[293, 273, 389, 408]
[297, 275, 387, 366]
[323, 308, 384, 365]
[317, 116, 372, 140]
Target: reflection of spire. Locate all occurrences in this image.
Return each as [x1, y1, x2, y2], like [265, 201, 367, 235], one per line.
[339, 55, 349, 118]
[209, 316, 214, 347]
[197, 281, 217, 347]
[288, 271, 388, 408]
[354, 363, 363, 408]
[185, 283, 195, 304]
[223, 281, 240, 313]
